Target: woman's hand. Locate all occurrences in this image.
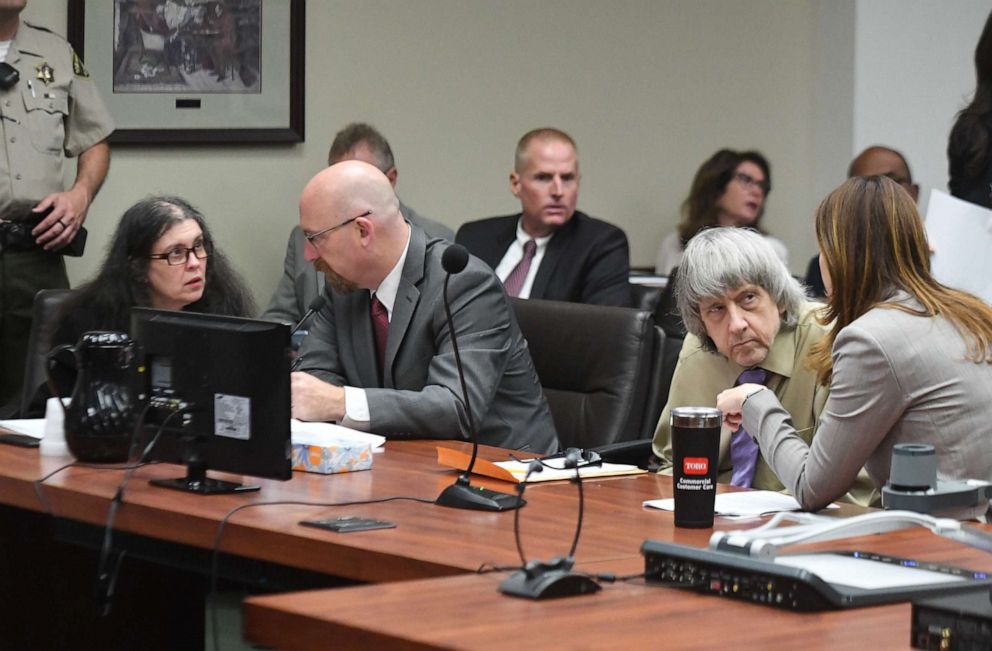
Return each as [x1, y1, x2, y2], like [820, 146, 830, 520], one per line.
[716, 383, 765, 431]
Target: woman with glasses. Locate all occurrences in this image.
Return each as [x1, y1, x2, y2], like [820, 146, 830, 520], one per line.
[655, 149, 788, 275]
[24, 196, 255, 413]
[55, 195, 254, 338]
[717, 176, 992, 511]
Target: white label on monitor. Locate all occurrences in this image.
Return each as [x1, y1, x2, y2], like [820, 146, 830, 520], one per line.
[214, 394, 251, 440]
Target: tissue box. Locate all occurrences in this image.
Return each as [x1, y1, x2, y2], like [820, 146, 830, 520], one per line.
[291, 438, 374, 475]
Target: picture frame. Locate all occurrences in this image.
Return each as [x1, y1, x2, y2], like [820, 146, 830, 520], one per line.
[67, 0, 305, 145]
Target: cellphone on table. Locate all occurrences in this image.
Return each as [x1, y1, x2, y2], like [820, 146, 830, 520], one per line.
[299, 516, 396, 533]
[0, 433, 41, 448]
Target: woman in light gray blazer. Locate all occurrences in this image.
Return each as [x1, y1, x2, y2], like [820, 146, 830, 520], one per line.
[718, 176, 992, 511]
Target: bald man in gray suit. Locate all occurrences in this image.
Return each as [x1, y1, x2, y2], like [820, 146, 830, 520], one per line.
[291, 161, 558, 453]
[263, 123, 453, 323]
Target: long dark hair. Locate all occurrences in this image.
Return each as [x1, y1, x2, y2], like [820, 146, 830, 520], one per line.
[948, 11, 992, 187]
[677, 149, 771, 244]
[809, 176, 992, 385]
[61, 195, 255, 331]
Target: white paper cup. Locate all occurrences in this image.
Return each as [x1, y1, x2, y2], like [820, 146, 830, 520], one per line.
[40, 397, 71, 457]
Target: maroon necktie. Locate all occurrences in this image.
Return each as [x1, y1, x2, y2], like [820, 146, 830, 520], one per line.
[370, 295, 389, 376]
[502, 240, 537, 297]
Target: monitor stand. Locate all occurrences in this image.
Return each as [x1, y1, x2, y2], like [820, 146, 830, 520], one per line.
[149, 459, 260, 495]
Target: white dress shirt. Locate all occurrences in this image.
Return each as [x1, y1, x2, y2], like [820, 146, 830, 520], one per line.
[493, 219, 553, 299]
[341, 232, 411, 428]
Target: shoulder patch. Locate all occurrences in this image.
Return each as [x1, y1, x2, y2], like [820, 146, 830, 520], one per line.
[72, 50, 89, 78]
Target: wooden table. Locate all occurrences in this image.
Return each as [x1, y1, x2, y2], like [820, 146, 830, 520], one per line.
[243, 527, 992, 651]
[0, 439, 764, 582]
[1, 436, 976, 650]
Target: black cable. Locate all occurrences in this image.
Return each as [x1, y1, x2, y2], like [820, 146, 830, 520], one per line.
[442, 273, 478, 463]
[126, 401, 157, 463]
[33, 460, 79, 515]
[208, 495, 436, 651]
[568, 462, 583, 559]
[616, 571, 648, 583]
[32, 402, 158, 515]
[33, 460, 161, 516]
[95, 406, 187, 617]
[512, 462, 543, 566]
[475, 562, 523, 574]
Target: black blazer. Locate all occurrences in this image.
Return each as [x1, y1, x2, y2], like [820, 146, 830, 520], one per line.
[455, 211, 633, 307]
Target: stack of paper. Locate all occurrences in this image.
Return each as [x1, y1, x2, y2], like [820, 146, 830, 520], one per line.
[0, 419, 45, 439]
[643, 491, 836, 517]
[926, 189, 992, 304]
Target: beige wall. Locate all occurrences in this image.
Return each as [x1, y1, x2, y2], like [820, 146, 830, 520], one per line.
[23, 2, 861, 309]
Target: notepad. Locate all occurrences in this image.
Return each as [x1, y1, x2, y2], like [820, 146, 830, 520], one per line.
[0, 419, 45, 439]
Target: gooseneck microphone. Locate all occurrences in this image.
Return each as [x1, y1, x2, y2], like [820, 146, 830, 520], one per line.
[289, 295, 326, 371]
[435, 245, 522, 512]
[291, 294, 327, 335]
[498, 449, 602, 599]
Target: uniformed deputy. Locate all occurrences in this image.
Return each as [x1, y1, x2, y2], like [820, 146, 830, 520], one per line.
[0, 0, 114, 410]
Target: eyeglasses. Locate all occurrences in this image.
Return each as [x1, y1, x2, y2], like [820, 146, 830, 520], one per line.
[733, 172, 770, 194]
[148, 240, 211, 266]
[304, 210, 372, 246]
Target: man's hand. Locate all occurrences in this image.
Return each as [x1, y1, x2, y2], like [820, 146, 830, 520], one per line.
[31, 186, 89, 251]
[32, 139, 110, 251]
[291, 372, 346, 422]
[715, 383, 765, 431]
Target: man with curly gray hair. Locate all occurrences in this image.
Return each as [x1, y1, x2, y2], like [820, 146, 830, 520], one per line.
[651, 227, 841, 494]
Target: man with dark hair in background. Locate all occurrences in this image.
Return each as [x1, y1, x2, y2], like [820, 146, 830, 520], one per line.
[263, 122, 453, 323]
[804, 145, 918, 297]
[456, 128, 632, 307]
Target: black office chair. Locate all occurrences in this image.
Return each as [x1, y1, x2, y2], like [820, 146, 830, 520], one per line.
[640, 324, 667, 440]
[653, 267, 686, 340]
[18, 288, 75, 418]
[630, 284, 663, 314]
[511, 298, 655, 450]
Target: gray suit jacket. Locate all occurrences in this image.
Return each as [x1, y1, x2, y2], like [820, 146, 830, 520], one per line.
[297, 225, 559, 453]
[262, 202, 454, 323]
[744, 292, 992, 510]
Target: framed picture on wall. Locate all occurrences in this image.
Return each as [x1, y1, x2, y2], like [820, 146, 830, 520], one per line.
[67, 0, 305, 144]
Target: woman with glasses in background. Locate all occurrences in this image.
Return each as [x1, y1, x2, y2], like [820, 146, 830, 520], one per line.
[655, 149, 788, 275]
[24, 196, 255, 413]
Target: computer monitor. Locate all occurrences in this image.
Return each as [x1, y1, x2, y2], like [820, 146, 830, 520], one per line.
[129, 308, 293, 494]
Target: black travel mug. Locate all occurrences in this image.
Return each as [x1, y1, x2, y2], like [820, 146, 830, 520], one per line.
[671, 406, 721, 528]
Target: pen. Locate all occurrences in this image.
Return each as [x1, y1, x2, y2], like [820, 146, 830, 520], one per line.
[27, 79, 34, 98]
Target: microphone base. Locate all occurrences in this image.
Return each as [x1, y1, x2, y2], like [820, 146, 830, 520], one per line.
[499, 566, 602, 600]
[435, 479, 523, 512]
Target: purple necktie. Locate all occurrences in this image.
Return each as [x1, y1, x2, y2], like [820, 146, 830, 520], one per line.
[729, 367, 769, 488]
[370, 295, 389, 378]
[502, 240, 537, 297]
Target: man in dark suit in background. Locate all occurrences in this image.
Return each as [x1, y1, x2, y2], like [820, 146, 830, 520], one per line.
[291, 160, 558, 454]
[456, 128, 632, 307]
